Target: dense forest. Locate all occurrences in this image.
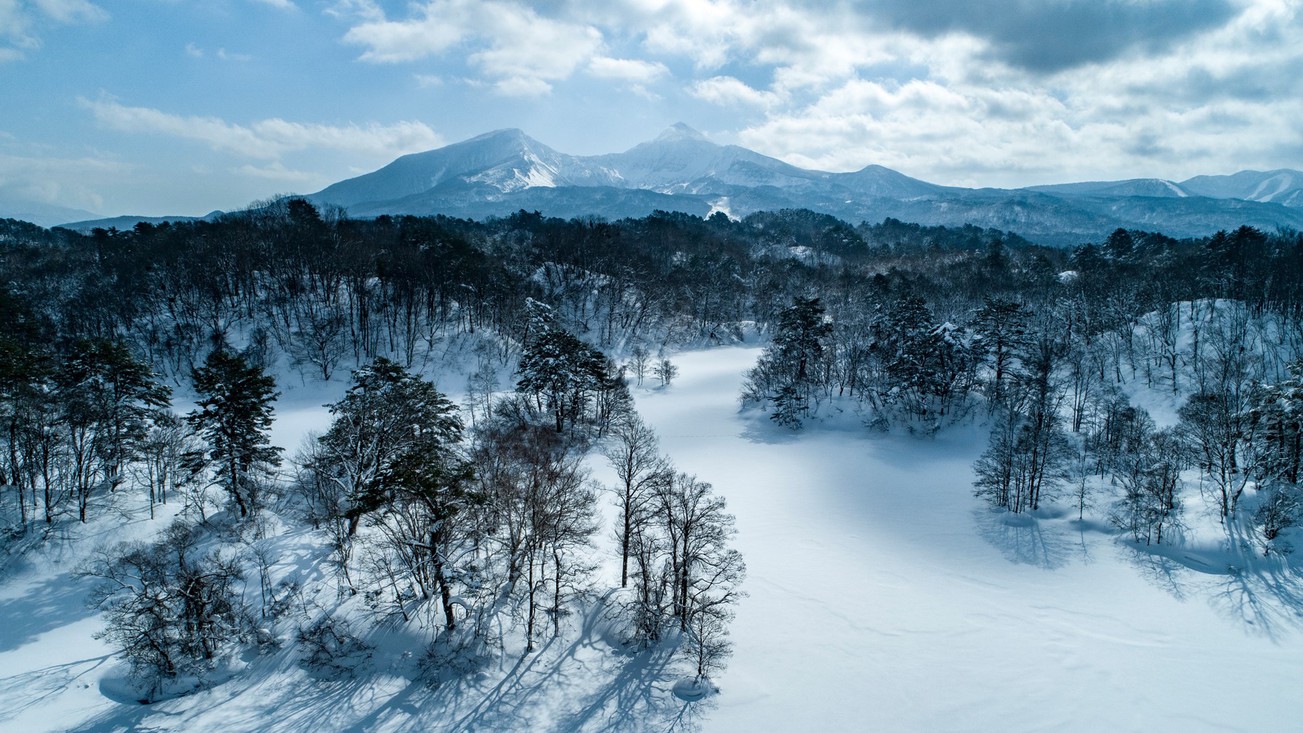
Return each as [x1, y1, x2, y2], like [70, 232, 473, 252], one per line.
[3, 199, 1303, 698]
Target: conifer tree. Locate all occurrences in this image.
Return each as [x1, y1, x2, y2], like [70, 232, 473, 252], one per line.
[187, 349, 281, 518]
[742, 296, 832, 428]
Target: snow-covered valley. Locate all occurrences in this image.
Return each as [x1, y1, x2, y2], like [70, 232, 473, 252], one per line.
[3, 344, 1303, 731]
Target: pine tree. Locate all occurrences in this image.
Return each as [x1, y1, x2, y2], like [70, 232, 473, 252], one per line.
[971, 298, 1030, 406]
[742, 296, 831, 428]
[187, 349, 281, 518]
[376, 411, 476, 630]
[516, 322, 624, 433]
[311, 357, 463, 535]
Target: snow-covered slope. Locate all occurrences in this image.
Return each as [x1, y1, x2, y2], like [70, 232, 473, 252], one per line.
[1027, 178, 1191, 198]
[6, 345, 1303, 732]
[313, 129, 621, 208]
[1180, 169, 1303, 207]
[591, 124, 834, 194]
[644, 348, 1303, 732]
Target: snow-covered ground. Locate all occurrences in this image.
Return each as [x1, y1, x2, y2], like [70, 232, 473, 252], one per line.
[644, 347, 1303, 731]
[3, 344, 1303, 731]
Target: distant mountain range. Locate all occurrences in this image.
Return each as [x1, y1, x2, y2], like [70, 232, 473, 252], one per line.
[22, 124, 1303, 245]
[307, 124, 1303, 245]
[0, 195, 99, 229]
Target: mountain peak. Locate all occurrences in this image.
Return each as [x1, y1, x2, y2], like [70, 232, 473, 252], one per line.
[655, 123, 709, 143]
[467, 128, 531, 145]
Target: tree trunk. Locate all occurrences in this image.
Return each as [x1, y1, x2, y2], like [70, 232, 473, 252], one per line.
[430, 531, 456, 631]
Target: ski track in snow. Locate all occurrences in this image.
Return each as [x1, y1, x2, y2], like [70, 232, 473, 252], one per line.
[3, 345, 1303, 731]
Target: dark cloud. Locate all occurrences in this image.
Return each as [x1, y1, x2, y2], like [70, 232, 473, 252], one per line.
[852, 0, 1239, 72]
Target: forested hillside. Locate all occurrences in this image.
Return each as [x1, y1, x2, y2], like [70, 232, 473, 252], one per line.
[3, 200, 1303, 729]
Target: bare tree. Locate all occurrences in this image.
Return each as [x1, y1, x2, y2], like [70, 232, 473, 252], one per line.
[603, 414, 671, 587]
[1179, 391, 1257, 520]
[627, 345, 651, 387]
[656, 472, 745, 679]
[474, 416, 597, 651]
[83, 523, 249, 699]
[653, 357, 678, 387]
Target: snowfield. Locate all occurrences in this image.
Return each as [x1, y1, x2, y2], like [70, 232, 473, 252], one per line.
[4, 344, 1303, 731]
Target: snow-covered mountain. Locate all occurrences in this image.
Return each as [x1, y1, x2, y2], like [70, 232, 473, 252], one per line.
[313, 128, 621, 208]
[590, 123, 833, 193]
[312, 124, 944, 216]
[304, 126, 1303, 245]
[1026, 178, 1191, 198]
[1179, 169, 1303, 207]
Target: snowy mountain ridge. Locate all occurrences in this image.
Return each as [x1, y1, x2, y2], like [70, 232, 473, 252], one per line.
[307, 125, 1303, 245]
[29, 126, 1303, 243]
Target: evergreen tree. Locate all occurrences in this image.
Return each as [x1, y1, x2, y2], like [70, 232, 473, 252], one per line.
[971, 298, 1030, 406]
[516, 321, 625, 433]
[309, 357, 463, 535]
[0, 286, 54, 526]
[187, 349, 281, 518]
[375, 407, 476, 630]
[742, 296, 832, 428]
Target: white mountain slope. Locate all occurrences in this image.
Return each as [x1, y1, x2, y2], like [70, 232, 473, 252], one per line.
[591, 123, 833, 194]
[313, 128, 621, 207]
[1181, 169, 1303, 207]
[313, 124, 943, 208]
[1027, 178, 1192, 198]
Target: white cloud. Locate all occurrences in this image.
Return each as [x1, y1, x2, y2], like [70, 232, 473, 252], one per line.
[342, 2, 467, 63]
[469, 3, 601, 95]
[586, 55, 668, 98]
[30, 0, 104, 24]
[0, 150, 126, 211]
[343, 0, 605, 95]
[491, 76, 553, 97]
[1, 0, 106, 60]
[81, 98, 443, 161]
[587, 56, 668, 83]
[234, 162, 317, 183]
[525, 0, 1297, 186]
[690, 76, 782, 109]
[250, 0, 296, 10]
[323, 0, 1303, 183]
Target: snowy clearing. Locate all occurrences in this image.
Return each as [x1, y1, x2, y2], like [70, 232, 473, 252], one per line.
[3, 345, 1303, 731]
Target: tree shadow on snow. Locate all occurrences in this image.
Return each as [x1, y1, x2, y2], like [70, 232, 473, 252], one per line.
[0, 654, 113, 727]
[0, 571, 98, 653]
[1119, 537, 1303, 640]
[65, 596, 706, 733]
[440, 601, 703, 733]
[973, 508, 1073, 570]
[1209, 565, 1303, 640]
[737, 416, 802, 446]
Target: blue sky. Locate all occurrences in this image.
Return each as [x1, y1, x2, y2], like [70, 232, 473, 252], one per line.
[2, 0, 1301, 217]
